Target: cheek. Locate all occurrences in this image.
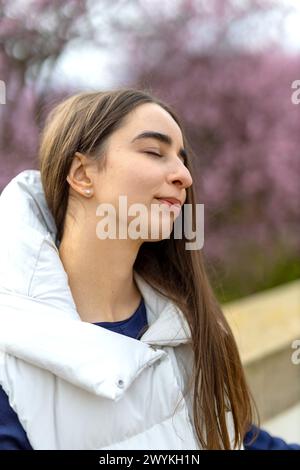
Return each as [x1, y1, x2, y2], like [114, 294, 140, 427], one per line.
[120, 163, 162, 199]
[97, 155, 164, 204]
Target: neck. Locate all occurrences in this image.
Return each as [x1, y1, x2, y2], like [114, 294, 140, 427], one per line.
[58, 215, 143, 323]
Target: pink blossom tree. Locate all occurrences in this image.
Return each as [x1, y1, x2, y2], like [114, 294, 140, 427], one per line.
[0, 0, 133, 187]
[1, 0, 299, 299]
[126, 0, 300, 299]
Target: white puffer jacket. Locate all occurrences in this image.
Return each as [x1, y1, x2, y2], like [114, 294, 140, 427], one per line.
[0, 170, 237, 450]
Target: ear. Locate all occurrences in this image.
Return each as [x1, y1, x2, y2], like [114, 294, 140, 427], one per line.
[66, 152, 94, 197]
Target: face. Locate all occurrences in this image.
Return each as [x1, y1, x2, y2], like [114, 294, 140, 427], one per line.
[69, 102, 193, 243]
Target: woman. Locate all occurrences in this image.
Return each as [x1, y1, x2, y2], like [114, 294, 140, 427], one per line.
[0, 88, 255, 450]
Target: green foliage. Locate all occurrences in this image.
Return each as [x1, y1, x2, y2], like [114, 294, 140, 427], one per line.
[207, 243, 300, 303]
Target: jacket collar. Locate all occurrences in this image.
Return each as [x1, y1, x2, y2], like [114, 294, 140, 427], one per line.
[0, 170, 191, 399]
[134, 272, 191, 347]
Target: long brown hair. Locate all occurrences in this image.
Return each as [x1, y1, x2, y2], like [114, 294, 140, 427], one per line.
[38, 88, 257, 449]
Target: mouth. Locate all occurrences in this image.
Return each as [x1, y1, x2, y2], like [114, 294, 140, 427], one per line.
[155, 197, 182, 207]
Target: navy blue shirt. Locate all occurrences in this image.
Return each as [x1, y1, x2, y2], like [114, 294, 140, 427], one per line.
[1, 297, 299, 450]
[243, 425, 300, 450]
[92, 297, 148, 339]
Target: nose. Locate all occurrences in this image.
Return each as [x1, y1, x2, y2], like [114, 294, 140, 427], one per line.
[166, 159, 193, 189]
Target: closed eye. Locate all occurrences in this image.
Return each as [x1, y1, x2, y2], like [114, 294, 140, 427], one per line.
[144, 151, 162, 157]
[144, 150, 186, 165]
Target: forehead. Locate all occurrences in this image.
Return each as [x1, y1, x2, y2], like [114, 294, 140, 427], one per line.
[117, 103, 184, 147]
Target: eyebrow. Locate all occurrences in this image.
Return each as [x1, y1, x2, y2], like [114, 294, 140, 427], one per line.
[131, 131, 187, 161]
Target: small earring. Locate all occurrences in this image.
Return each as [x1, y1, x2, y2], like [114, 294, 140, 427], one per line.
[84, 189, 93, 196]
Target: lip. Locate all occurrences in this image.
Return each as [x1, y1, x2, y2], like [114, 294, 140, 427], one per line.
[156, 197, 182, 207]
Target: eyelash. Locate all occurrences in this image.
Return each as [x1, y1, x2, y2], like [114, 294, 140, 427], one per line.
[144, 151, 162, 157]
[144, 150, 186, 165]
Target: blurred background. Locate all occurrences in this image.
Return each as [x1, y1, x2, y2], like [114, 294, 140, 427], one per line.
[0, 0, 299, 444]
